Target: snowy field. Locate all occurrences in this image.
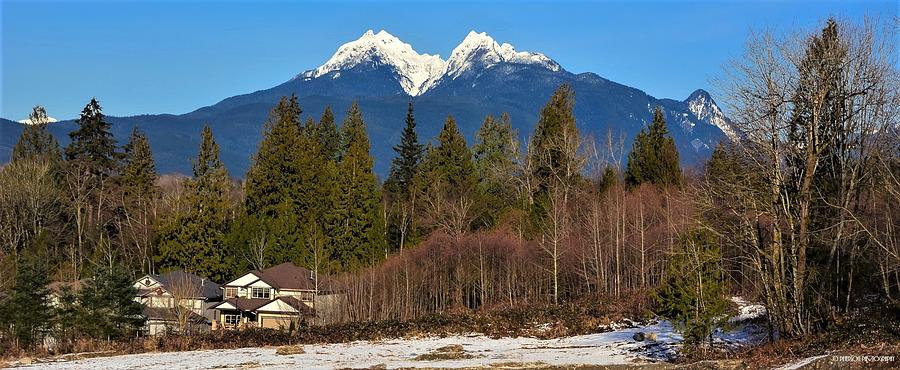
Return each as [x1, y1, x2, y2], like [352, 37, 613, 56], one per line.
[14, 298, 768, 369]
[17, 322, 681, 369]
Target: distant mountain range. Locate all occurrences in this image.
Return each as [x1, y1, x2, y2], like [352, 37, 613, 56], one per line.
[0, 30, 734, 177]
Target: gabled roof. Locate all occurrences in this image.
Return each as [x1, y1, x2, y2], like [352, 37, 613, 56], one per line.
[210, 297, 270, 312]
[244, 263, 318, 291]
[138, 270, 222, 300]
[257, 296, 315, 315]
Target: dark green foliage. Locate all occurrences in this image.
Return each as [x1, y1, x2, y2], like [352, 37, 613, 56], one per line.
[314, 106, 341, 161]
[52, 285, 80, 349]
[156, 125, 235, 282]
[0, 259, 53, 348]
[598, 166, 619, 194]
[330, 103, 385, 270]
[76, 264, 145, 340]
[11, 106, 62, 163]
[530, 84, 579, 186]
[240, 96, 341, 271]
[473, 113, 519, 226]
[423, 116, 477, 197]
[387, 102, 425, 199]
[525, 84, 581, 232]
[624, 107, 681, 188]
[65, 98, 119, 179]
[121, 128, 158, 201]
[654, 229, 728, 344]
[245, 96, 304, 217]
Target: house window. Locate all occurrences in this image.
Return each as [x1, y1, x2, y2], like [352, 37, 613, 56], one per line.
[223, 314, 240, 326]
[251, 287, 271, 299]
[300, 291, 314, 302]
[224, 287, 238, 298]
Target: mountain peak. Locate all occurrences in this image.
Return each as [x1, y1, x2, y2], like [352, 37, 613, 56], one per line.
[444, 30, 560, 80]
[18, 116, 58, 125]
[301, 29, 446, 96]
[686, 89, 713, 104]
[300, 30, 561, 96]
[685, 89, 737, 141]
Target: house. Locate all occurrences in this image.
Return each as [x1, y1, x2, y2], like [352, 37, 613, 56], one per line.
[211, 262, 319, 329]
[133, 270, 222, 335]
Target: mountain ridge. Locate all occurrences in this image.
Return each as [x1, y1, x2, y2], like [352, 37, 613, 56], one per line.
[0, 30, 734, 177]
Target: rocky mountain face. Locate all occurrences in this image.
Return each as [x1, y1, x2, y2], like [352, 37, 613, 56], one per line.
[1, 30, 734, 177]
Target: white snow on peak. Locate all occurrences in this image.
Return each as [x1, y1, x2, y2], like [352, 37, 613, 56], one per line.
[443, 31, 560, 80]
[302, 29, 447, 96]
[687, 92, 738, 141]
[300, 30, 560, 96]
[18, 116, 58, 125]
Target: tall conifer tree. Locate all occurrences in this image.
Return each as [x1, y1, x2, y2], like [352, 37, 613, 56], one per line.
[121, 128, 157, 201]
[157, 125, 234, 281]
[244, 96, 303, 217]
[331, 103, 385, 270]
[66, 98, 118, 179]
[387, 102, 424, 198]
[12, 105, 62, 163]
[624, 107, 681, 187]
[530, 84, 579, 188]
[314, 106, 341, 161]
[473, 113, 519, 215]
[426, 115, 477, 196]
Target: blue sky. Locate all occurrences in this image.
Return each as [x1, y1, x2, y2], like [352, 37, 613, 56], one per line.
[1, 0, 896, 120]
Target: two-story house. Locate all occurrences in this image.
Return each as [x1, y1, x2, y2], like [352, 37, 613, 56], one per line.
[211, 262, 317, 329]
[133, 270, 222, 335]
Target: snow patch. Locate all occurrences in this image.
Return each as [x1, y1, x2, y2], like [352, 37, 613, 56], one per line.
[686, 91, 738, 141]
[776, 354, 829, 370]
[729, 296, 767, 324]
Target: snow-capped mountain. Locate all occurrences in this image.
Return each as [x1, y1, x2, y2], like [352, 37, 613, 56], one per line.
[442, 31, 560, 80]
[2, 29, 733, 177]
[301, 30, 446, 96]
[17, 116, 58, 125]
[685, 90, 737, 141]
[298, 30, 560, 96]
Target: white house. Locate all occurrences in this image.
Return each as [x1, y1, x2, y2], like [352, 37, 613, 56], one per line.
[211, 262, 318, 329]
[133, 270, 222, 335]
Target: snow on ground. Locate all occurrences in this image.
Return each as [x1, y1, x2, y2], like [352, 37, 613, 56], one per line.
[775, 354, 829, 370]
[15, 300, 771, 369]
[18, 322, 682, 370]
[729, 296, 767, 324]
[714, 296, 770, 349]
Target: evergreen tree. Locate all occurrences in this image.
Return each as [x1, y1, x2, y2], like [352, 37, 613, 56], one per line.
[624, 107, 681, 187]
[413, 116, 479, 235]
[11, 105, 62, 163]
[65, 98, 119, 179]
[330, 103, 385, 270]
[156, 125, 234, 281]
[386, 102, 424, 198]
[121, 128, 158, 201]
[473, 113, 519, 224]
[530, 84, 580, 188]
[426, 115, 477, 195]
[244, 96, 303, 218]
[314, 106, 341, 161]
[0, 258, 53, 348]
[654, 229, 728, 344]
[76, 264, 144, 340]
